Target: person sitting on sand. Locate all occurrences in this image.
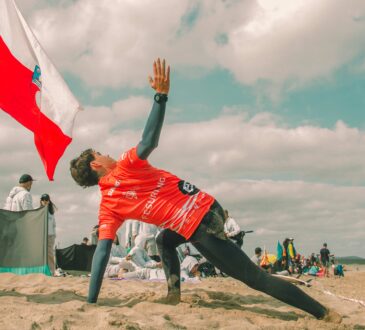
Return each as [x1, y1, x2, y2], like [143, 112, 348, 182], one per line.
[118, 255, 200, 282]
[308, 262, 320, 276]
[126, 235, 161, 269]
[69, 58, 341, 323]
[104, 257, 136, 278]
[110, 235, 126, 259]
[180, 255, 200, 279]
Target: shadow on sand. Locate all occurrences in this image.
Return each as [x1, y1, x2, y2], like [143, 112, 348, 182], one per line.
[179, 289, 301, 321]
[0, 288, 302, 321]
[0, 289, 123, 307]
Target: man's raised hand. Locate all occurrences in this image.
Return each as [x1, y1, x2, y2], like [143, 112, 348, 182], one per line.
[148, 58, 170, 95]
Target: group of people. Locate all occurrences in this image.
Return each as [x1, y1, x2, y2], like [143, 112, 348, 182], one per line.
[3, 174, 57, 275]
[251, 241, 343, 278]
[103, 230, 202, 283]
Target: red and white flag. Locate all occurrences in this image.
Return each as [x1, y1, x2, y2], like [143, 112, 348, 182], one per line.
[0, 0, 81, 180]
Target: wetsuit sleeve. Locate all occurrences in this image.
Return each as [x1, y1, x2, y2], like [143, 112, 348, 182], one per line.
[88, 239, 113, 303]
[136, 97, 167, 160]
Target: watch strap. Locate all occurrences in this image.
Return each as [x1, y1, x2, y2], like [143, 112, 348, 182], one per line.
[154, 93, 168, 103]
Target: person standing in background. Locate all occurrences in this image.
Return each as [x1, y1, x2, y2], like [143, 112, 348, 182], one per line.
[223, 210, 244, 248]
[4, 174, 34, 211]
[90, 225, 99, 245]
[320, 243, 332, 278]
[40, 194, 57, 275]
[137, 222, 160, 261]
[124, 220, 140, 251]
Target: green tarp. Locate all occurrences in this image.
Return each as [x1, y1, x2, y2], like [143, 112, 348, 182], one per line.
[0, 206, 51, 275]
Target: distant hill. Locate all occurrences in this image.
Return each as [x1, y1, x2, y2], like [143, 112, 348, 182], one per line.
[336, 256, 365, 265]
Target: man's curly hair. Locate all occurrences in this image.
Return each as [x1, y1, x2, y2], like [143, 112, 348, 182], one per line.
[70, 149, 99, 187]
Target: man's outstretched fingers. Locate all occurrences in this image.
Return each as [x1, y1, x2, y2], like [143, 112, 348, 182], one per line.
[153, 61, 157, 79]
[165, 65, 170, 84]
[162, 59, 166, 78]
[156, 58, 161, 77]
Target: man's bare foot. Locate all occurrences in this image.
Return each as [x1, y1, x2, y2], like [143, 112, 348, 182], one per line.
[155, 292, 181, 305]
[322, 309, 342, 323]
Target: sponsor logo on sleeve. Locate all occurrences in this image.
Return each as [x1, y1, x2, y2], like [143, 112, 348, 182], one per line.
[178, 180, 200, 195]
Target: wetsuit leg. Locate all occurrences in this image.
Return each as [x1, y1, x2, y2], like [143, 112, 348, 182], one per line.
[189, 201, 327, 319]
[88, 239, 113, 303]
[156, 229, 186, 301]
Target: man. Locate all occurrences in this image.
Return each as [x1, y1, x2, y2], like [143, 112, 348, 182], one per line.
[69, 58, 340, 322]
[81, 237, 89, 245]
[4, 174, 34, 211]
[251, 247, 262, 266]
[223, 210, 244, 248]
[320, 243, 332, 278]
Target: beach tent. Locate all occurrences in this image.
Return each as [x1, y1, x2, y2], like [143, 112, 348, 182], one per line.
[56, 244, 96, 272]
[0, 206, 51, 275]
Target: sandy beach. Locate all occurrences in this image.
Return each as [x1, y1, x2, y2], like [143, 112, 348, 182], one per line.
[0, 266, 364, 330]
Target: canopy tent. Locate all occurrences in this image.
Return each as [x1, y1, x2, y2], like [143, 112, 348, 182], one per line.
[56, 244, 96, 272]
[0, 206, 51, 275]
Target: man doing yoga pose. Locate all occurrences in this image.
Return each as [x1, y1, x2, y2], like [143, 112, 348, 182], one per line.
[70, 58, 340, 323]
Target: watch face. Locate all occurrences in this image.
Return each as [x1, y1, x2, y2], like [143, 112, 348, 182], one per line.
[155, 95, 160, 101]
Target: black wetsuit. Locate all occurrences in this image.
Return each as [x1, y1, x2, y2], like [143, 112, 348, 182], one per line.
[88, 94, 327, 319]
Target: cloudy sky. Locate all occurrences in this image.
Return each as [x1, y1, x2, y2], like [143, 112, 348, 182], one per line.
[1, 0, 365, 257]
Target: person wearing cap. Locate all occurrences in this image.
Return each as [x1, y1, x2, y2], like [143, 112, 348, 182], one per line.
[40, 194, 57, 275]
[3, 174, 34, 211]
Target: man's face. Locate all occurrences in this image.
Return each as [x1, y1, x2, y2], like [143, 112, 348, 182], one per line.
[25, 181, 33, 191]
[92, 151, 116, 169]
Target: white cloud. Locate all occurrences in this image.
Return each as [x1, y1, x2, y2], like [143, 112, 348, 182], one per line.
[21, 0, 365, 92]
[207, 179, 365, 257]
[112, 96, 152, 122]
[152, 112, 365, 184]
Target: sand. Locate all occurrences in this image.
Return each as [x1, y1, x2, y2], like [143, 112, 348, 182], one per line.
[0, 266, 364, 330]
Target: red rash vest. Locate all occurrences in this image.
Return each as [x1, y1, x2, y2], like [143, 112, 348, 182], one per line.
[98, 147, 215, 240]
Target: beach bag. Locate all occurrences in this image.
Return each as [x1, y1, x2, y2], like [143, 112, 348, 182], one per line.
[334, 264, 344, 277]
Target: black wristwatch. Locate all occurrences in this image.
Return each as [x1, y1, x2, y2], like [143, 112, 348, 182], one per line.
[154, 93, 168, 104]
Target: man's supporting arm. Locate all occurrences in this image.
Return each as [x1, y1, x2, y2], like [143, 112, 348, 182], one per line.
[88, 239, 113, 303]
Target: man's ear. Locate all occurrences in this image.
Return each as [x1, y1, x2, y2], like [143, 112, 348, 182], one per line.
[90, 160, 101, 171]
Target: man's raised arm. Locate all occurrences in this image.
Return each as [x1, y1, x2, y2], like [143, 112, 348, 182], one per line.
[137, 58, 170, 160]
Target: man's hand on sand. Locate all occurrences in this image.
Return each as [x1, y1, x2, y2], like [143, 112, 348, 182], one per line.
[148, 58, 170, 94]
